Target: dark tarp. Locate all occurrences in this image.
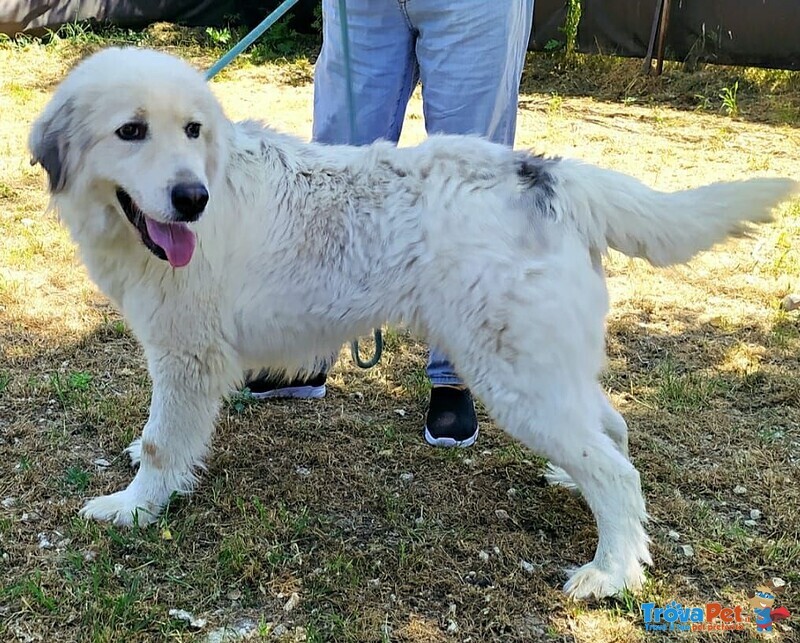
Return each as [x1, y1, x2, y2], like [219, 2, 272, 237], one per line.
[0, 1, 318, 37]
[2, 1, 798, 71]
[530, 0, 800, 71]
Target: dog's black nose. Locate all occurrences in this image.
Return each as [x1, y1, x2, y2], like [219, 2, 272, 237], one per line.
[171, 183, 209, 221]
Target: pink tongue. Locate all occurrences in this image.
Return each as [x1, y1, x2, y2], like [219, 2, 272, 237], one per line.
[144, 217, 196, 267]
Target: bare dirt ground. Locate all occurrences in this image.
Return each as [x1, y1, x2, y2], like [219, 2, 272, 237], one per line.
[1, 27, 799, 643]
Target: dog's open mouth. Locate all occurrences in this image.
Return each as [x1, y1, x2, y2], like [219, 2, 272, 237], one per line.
[116, 189, 196, 267]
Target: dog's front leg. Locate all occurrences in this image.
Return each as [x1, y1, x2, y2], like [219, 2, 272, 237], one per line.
[80, 355, 224, 527]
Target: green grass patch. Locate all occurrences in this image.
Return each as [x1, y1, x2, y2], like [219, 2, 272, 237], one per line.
[648, 358, 726, 411]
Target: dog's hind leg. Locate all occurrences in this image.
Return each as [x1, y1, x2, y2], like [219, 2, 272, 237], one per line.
[545, 386, 629, 491]
[473, 377, 650, 600]
[80, 349, 233, 526]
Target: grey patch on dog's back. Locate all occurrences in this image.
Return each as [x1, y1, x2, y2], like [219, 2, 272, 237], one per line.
[514, 152, 560, 222]
[515, 152, 558, 193]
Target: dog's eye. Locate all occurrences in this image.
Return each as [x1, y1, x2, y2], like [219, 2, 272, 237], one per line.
[116, 122, 147, 141]
[185, 122, 202, 139]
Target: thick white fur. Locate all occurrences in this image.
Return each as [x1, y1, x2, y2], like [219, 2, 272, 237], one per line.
[29, 48, 797, 599]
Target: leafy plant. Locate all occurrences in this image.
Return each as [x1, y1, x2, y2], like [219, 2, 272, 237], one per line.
[544, 39, 562, 52]
[205, 26, 232, 47]
[561, 0, 582, 57]
[720, 81, 740, 117]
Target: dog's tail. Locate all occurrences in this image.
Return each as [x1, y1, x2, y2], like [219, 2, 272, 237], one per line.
[554, 159, 798, 266]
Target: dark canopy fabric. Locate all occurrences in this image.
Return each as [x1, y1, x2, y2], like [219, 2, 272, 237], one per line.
[0, 1, 319, 36]
[1, 1, 798, 71]
[0, 1, 233, 35]
[531, 0, 800, 71]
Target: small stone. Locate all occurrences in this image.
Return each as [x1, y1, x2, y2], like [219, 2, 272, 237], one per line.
[37, 532, 52, 549]
[169, 608, 207, 629]
[733, 485, 747, 495]
[463, 458, 474, 466]
[507, 488, 517, 499]
[1, 497, 16, 508]
[400, 472, 414, 484]
[667, 530, 680, 541]
[83, 549, 97, 562]
[295, 466, 311, 477]
[283, 592, 300, 612]
[394, 409, 406, 417]
[226, 588, 241, 601]
[495, 509, 510, 521]
[744, 519, 758, 527]
[680, 544, 694, 557]
[493, 546, 501, 556]
[93, 458, 111, 468]
[478, 550, 490, 563]
[781, 294, 800, 312]
[271, 624, 288, 638]
[749, 509, 761, 520]
[520, 559, 535, 574]
[446, 620, 458, 634]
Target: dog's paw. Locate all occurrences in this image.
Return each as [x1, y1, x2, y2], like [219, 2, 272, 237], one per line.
[125, 438, 142, 467]
[564, 561, 645, 600]
[544, 464, 580, 494]
[79, 490, 160, 527]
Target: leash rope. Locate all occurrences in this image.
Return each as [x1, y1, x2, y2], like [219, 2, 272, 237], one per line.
[336, 0, 384, 369]
[205, 0, 301, 80]
[205, 0, 384, 368]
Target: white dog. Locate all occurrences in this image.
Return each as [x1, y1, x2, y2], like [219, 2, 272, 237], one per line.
[29, 47, 796, 599]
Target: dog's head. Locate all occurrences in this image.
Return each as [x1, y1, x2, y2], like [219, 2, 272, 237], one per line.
[29, 47, 229, 267]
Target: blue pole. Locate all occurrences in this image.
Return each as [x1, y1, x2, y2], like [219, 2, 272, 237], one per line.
[205, 0, 302, 80]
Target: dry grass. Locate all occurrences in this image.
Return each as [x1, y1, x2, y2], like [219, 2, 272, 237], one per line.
[1, 25, 800, 643]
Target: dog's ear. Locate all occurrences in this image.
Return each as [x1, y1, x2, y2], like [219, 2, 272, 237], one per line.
[29, 97, 75, 193]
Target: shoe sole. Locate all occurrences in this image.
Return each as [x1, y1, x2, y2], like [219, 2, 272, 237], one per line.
[423, 426, 479, 448]
[250, 385, 327, 400]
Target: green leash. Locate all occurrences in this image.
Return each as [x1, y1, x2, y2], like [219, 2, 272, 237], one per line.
[206, 0, 383, 369]
[337, 0, 384, 369]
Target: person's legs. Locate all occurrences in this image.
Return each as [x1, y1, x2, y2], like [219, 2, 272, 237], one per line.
[313, 0, 417, 146]
[406, 0, 534, 444]
[247, 0, 418, 398]
[411, 0, 534, 145]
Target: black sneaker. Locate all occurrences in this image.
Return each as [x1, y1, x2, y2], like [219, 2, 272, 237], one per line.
[424, 386, 479, 448]
[244, 371, 327, 400]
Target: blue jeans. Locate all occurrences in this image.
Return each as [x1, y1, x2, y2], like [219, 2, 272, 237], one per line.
[314, 0, 534, 386]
